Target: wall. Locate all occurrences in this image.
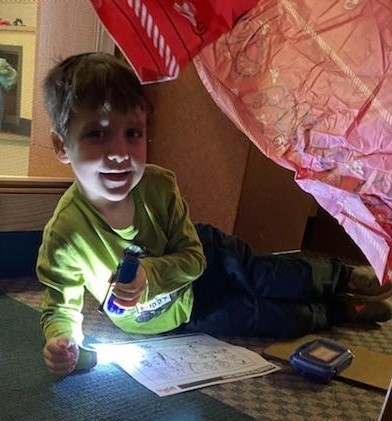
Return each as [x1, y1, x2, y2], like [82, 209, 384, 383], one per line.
[0, 137, 29, 176]
[0, 0, 37, 27]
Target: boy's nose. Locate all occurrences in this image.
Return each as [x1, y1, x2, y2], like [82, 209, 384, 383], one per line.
[107, 136, 130, 163]
[107, 152, 129, 163]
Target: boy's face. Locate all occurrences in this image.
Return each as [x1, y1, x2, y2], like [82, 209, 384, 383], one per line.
[53, 107, 147, 206]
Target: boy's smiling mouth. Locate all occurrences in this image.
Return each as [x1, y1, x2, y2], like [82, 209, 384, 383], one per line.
[100, 171, 132, 182]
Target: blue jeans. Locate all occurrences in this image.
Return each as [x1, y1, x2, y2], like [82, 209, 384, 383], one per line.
[180, 223, 349, 339]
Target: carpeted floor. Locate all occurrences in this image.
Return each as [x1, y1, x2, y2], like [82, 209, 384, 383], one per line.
[0, 292, 253, 421]
[1, 277, 391, 420]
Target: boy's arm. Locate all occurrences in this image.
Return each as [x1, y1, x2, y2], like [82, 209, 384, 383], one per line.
[37, 234, 85, 344]
[140, 216, 205, 299]
[138, 171, 206, 300]
[40, 286, 84, 343]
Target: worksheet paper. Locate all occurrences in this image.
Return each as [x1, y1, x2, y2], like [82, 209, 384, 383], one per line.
[93, 333, 280, 396]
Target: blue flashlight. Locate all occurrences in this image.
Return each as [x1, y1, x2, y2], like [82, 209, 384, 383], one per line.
[106, 253, 140, 315]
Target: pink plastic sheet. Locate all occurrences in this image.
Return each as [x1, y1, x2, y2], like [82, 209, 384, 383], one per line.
[194, 0, 392, 284]
[90, 0, 258, 83]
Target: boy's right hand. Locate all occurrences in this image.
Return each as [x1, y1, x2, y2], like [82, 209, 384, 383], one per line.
[43, 336, 80, 376]
[112, 264, 147, 308]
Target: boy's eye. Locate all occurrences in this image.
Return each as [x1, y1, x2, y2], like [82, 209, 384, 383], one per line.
[82, 127, 145, 140]
[126, 129, 144, 139]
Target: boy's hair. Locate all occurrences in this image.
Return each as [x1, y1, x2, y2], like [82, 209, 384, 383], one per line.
[43, 52, 150, 141]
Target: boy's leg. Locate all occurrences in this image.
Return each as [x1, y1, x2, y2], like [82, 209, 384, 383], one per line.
[184, 244, 391, 338]
[185, 279, 391, 338]
[195, 223, 348, 301]
[186, 224, 392, 338]
[196, 223, 392, 301]
[185, 259, 330, 338]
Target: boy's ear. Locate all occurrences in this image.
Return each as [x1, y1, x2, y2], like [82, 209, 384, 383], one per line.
[51, 131, 70, 164]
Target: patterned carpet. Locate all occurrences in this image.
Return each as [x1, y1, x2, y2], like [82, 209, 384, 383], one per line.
[2, 276, 391, 420]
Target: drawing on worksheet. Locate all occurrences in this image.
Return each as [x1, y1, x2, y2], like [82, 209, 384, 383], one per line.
[137, 338, 254, 380]
[92, 333, 280, 396]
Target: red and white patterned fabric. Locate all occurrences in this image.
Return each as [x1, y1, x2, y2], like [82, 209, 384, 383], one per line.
[90, 0, 258, 83]
[194, 0, 392, 284]
[91, 0, 392, 285]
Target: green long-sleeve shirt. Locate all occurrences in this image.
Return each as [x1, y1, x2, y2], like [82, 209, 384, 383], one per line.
[37, 164, 206, 343]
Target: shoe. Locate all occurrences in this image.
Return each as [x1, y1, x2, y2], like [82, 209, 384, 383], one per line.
[339, 265, 392, 302]
[332, 298, 392, 324]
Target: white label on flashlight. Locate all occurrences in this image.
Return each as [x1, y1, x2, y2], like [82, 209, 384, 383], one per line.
[136, 293, 172, 313]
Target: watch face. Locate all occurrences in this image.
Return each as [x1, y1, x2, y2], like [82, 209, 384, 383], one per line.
[306, 345, 342, 363]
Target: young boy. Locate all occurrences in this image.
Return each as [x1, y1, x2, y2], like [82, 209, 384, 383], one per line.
[37, 52, 392, 376]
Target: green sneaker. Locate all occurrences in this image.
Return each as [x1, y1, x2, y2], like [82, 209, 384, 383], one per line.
[340, 266, 392, 302]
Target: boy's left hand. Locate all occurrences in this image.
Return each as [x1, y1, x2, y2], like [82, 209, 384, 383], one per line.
[112, 265, 147, 308]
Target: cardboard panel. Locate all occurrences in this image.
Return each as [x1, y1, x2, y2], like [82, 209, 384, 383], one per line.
[144, 63, 250, 234]
[264, 335, 392, 391]
[234, 143, 314, 253]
